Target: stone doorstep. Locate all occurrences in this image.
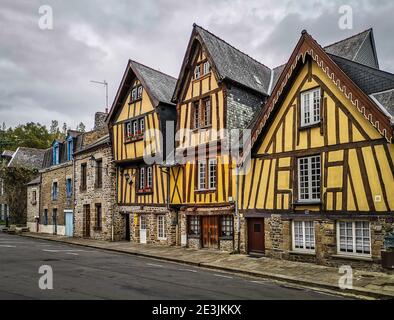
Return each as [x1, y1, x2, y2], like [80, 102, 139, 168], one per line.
[19, 233, 394, 299]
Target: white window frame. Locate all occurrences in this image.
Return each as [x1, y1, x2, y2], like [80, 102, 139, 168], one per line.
[300, 88, 321, 127]
[0, 179, 3, 196]
[133, 120, 138, 135]
[147, 166, 153, 189]
[208, 159, 216, 190]
[203, 98, 211, 126]
[137, 86, 143, 99]
[139, 167, 145, 190]
[139, 118, 145, 134]
[336, 221, 371, 257]
[203, 61, 210, 75]
[157, 215, 167, 240]
[131, 88, 137, 102]
[194, 65, 201, 79]
[298, 155, 321, 203]
[292, 221, 316, 253]
[198, 162, 206, 190]
[126, 122, 132, 137]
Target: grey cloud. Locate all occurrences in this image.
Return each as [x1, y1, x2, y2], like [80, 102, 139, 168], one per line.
[0, 0, 393, 130]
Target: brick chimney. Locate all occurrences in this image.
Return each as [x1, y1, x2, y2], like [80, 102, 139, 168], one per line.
[94, 111, 108, 130]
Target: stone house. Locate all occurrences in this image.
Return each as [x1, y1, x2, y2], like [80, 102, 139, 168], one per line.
[238, 29, 394, 270]
[26, 176, 41, 232]
[107, 60, 177, 246]
[73, 130, 124, 241]
[4, 147, 45, 225]
[0, 150, 14, 222]
[38, 130, 81, 235]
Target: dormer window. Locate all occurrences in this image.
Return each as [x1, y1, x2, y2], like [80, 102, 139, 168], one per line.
[130, 85, 143, 103]
[300, 88, 321, 127]
[67, 138, 73, 161]
[53, 143, 60, 165]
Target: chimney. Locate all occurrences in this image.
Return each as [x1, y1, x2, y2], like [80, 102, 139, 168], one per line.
[94, 111, 108, 130]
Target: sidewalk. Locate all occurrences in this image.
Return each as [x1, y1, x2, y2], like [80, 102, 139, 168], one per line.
[20, 232, 394, 299]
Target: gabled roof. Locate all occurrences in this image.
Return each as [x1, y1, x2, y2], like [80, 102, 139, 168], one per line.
[1, 150, 14, 159]
[107, 60, 177, 123]
[324, 28, 379, 69]
[74, 134, 110, 155]
[329, 54, 394, 95]
[370, 89, 394, 122]
[27, 176, 41, 186]
[247, 30, 393, 158]
[173, 24, 272, 101]
[7, 147, 46, 170]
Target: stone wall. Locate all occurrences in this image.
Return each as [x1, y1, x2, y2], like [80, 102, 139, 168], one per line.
[26, 184, 40, 230]
[40, 162, 73, 232]
[74, 145, 124, 241]
[240, 214, 394, 271]
[127, 206, 176, 246]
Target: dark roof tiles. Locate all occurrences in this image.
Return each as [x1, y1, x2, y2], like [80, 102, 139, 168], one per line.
[7, 147, 46, 170]
[195, 25, 272, 95]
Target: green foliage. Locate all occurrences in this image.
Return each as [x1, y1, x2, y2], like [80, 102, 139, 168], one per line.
[0, 163, 37, 225]
[0, 121, 66, 153]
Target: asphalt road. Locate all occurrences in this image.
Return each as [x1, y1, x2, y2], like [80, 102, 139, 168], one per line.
[0, 233, 348, 300]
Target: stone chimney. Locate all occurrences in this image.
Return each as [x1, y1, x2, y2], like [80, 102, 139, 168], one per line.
[94, 112, 108, 130]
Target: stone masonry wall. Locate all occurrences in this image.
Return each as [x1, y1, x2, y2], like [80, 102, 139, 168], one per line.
[74, 145, 124, 241]
[27, 184, 40, 226]
[40, 162, 73, 230]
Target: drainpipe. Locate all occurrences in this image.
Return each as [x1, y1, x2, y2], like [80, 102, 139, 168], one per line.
[235, 165, 240, 253]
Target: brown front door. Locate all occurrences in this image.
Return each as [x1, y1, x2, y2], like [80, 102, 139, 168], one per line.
[84, 205, 90, 238]
[202, 216, 219, 249]
[248, 218, 265, 254]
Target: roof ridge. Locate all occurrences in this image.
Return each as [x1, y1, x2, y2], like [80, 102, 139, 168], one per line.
[129, 59, 177, 81]
[324, 28, 372, 49]
[329, 53, 394, 78]
[193, 23, 272, 71]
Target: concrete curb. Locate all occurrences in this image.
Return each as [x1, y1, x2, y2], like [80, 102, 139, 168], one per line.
[19, 233, 393, 300]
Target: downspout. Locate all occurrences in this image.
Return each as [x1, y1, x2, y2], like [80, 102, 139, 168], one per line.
[235, 165, 240, 253]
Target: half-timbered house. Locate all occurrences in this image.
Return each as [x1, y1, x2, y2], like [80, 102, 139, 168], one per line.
[239, 29, 394, 268]
[107, 60, 177, 245]
[169, 24, 274, 251]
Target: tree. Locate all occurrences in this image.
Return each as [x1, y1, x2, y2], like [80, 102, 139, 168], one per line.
[77, 122, 86, 133]
[5, 122, 53, 150]
[49, 120, 59, 135]
[62, 122, 68, 135]
[0, 163, 37, 225]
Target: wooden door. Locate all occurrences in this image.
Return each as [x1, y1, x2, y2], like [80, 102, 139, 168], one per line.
[125, 214, 130, 241]
[84, 205, 90, 238]
[248, 218, 265, 254]
[202, 216, 219, 249]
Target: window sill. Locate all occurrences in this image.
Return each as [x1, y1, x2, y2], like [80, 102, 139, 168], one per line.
[195, 189, 216, 194]
[332, 254, 373, 261]
[219, 236, 234, 241]
[188, 234, 201, 239]
[192, 73, 211, 83]
[299, 122, 321, 131]
[293, 201, 322, 206]
[137, 189, 153, 195]
[124, 136, 144, 144]
[289, 250, 316, 256]
[128, 98, 142, 105]
[157, 237, 167, 241]
[192, 125, 212, 132]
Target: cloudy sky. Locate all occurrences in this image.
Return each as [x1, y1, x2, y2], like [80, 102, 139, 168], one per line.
[1, 0, 393, 130]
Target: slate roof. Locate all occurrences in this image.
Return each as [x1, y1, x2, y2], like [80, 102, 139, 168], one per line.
[75, 134, 110, 155]
[1, 150, 14, 159]
[324, 29, 378, 68]
[130, 60, 177, 105]
[193, 24, 272, 95]
[271, 64, 286, 93]
[329, 54, 394, 95]
[370, 89, 394, 121]
[7, 147, 46, 170]
[27, 176, 41, 186]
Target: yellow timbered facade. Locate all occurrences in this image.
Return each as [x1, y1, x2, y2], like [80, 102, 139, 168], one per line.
[240, 30, 394, 267]
[108, 60, 177, 245]
[169, 24, 270, 251]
